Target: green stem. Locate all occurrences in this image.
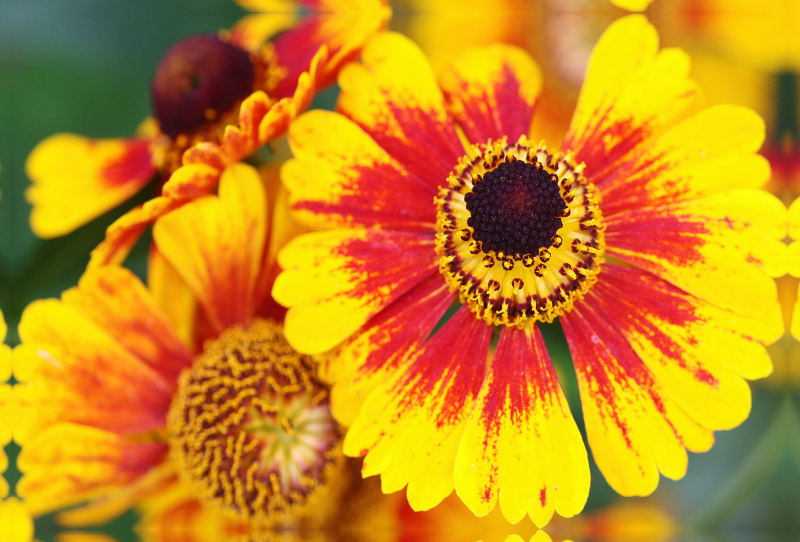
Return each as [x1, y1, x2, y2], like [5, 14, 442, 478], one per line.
[686, 396, 797, 530]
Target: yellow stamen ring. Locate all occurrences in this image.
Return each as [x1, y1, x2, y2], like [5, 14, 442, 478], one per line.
[167, 319, 341, 523]
[435, 135, 605, 327]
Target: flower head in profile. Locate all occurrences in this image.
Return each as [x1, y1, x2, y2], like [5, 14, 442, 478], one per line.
[271, 15, 785, 526]
[25, 0, 389, 259]
[14, 164, 344, 528]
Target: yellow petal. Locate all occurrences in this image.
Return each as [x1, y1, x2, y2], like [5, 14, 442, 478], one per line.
[598, 105, 770, 214]
[26, 135, 155, 238]
[17, 423, 166, 517]
[343, 308, 491, 512]
[275, 229, 437, 354]
[605, 189, 786, 316]
[153, 163, 268, 335]
[439, 43, 542, 144]
[565, 15, 700, 189]
[454, 325, 589, 527]
[0, 498, 35, 542]
[337, 31, 464, 188]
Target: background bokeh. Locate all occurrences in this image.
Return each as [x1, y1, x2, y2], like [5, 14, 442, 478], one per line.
[2, 1, 799, 540]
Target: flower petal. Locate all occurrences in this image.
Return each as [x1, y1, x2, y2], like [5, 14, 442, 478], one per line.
[561, 302, 714, 496]
[343, 307, 492, 511]
[325, 273, 455, 426]
[275, 229, 438, 354]
[284, 109, 438, 231]
[0, 498, 34, 542]
[587, 265, 772, 432]
[26, 135, 156, 238]
[337, 32, 465, 190]
[16, 423, 166, 517]
[153, 163, 268, 335]
[61, 266, 194, 383]
[605, 189, 786, 315]
[89, 196, 183, 267]
[597, 105, 770, 215]
[15, 299, 172, 437]
[564, 15, 700, 188]
[229, 12, 299, 53]
[454, 325, 589, 527]
[272, 7, 391, 99]
[147, 243, 198, 351]
[439, 44, 542, 144]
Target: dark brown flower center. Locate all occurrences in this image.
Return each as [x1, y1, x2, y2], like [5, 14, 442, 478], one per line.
[465, 160, 567, 257]
[151, 34, 255, 140]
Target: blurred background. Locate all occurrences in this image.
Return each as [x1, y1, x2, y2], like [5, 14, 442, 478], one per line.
[1, 0, 799, 540]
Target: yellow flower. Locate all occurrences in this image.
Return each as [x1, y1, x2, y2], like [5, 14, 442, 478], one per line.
[270, 16, 784, 526]
[25, 0, 389, 254]
[0, 498, 35, 542]
[14, 164, 345, 528]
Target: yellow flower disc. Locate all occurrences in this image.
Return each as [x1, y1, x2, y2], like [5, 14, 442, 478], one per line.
[435, 135, 605, 327]
[167, 319, 340, 523]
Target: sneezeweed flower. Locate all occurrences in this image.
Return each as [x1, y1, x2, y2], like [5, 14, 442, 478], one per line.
[273, 15, 785, 526]
[14, 164, 343, 529]
[26, 1, 389, 250]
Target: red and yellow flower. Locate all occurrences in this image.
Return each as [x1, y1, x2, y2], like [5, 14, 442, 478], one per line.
[14, 164, 347, 528]
[271, 15, 785, 526]
[26, 0, 389, 252]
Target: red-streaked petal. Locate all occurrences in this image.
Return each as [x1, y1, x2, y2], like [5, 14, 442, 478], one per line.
[89, 196, 183, 267]
[597, 105, 770, 215]
[605, 189, 785, 315]
[454, 325, 589, 527]
[324, 272, 455, 426]
[272, 7, 391, 99]
[337, 32, 464, 190]
[153, 163, 268, 335]
[147, 243, 198, 351]
[588, 265, 771, 431]
[229, 12, 299, 54]
[561, 302, 714, 497]
[563, 16, 700, 188]
[15, 299, 172, 437]
[284, 109, 438, 231]
[439, 44, 542, 144]
[274, 229, 438, 354]
[343, 307, 492, 511]
[61, 266, 194, 384]
[16, 423, 167, 518]
[26, 135, 156, 238]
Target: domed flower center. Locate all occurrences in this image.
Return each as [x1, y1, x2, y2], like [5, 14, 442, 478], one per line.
[435, 136, 605, 327]
[465, 160, 567, 257]
[167, 319, 340, 523]
[151, 34, 256, 140]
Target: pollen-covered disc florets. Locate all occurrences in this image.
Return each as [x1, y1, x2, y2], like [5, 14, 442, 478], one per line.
[435, 136, 605, 326]
[167, 319, 341, 524]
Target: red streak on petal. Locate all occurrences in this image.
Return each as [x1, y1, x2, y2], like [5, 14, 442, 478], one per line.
[445, 62, 535, 144]
[100, 139, 156, 189]
[591, 266, 720, 386]
[539, 484, 547, 508]
[605, 208, 708, 268]
[392, 307, 491, 429]
[564, 112, 653, 189]
[292, 160, 437, 232]
[340, 100, 463, 192]
[350, 272, 455, 378]
[336, 231, 440, 315]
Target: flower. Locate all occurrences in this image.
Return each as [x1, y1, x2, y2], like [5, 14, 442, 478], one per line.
[272, 15, 785, 526]
[14, 164, 343, 528]
[25, 0, 389, 252]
